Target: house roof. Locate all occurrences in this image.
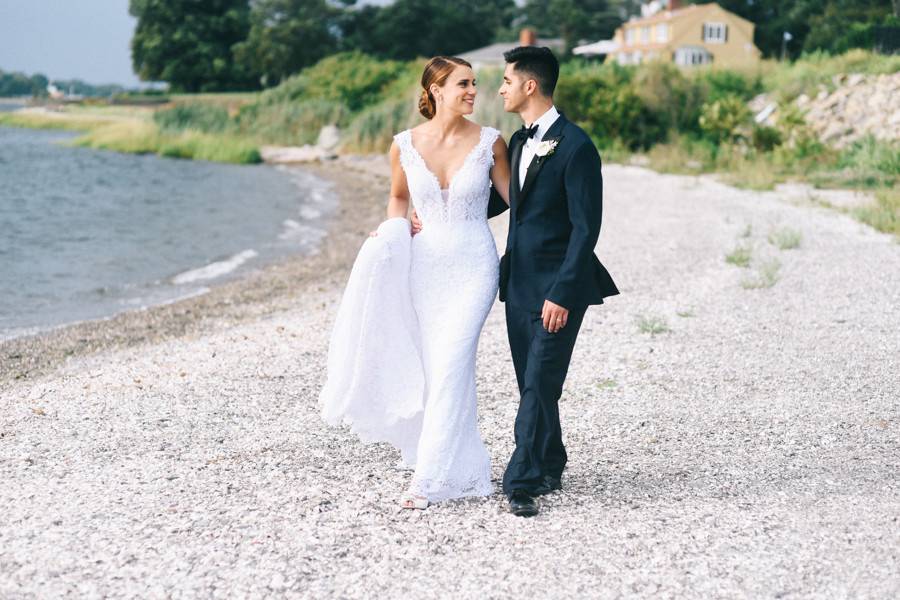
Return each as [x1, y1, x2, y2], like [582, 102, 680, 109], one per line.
[457, 39, 565, 65]
[623, 4, 699, 27]
[622, 2, 752, 29]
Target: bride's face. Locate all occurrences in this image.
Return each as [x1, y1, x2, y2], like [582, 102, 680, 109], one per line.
[432, 65, 477, 116]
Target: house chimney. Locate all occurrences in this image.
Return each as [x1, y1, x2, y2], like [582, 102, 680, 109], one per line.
[519, 28, 537, 46]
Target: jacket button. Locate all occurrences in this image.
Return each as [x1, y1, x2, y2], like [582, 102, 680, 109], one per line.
[516, 219, 522, 225]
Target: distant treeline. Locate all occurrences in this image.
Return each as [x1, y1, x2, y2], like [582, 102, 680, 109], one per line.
[0, 70, 48, 97]
[0, 68, 128, 98]
[129, 0, 899, 93]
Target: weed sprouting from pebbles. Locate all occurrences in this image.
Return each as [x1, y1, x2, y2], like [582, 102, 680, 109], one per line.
[725, 244, 753, 267]
[768, 227, 802, 249]
[676, 308, 695, 317]
[596, 378, 617, 390]
[740, 259, 782, 289]
[636, 314, 670, 334]
[740, 224, 753, 238]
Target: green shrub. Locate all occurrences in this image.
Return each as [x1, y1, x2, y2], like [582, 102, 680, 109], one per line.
[256, 52, 416, 112]
[699, 95, 751, 144]
[752, 125, 783, 152]
[587, 85, 668, 150]
[833, 136, 900, 188]
[634, 62, 705, 134]
[555, 63, 632, 125]
[699, 69, 763, 103]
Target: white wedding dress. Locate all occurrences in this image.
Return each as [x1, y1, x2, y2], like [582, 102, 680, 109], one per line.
[319, 126, 501, 503]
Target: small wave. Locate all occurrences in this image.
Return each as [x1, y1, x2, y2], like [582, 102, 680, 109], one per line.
[298, 206, 322, 220]
[171, 249, 258, 285]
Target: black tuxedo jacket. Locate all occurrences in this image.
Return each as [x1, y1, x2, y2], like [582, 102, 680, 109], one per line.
[488, 113, 619, 312]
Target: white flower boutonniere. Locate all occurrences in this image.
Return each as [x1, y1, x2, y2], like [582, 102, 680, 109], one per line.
[534, 139, 559, 158]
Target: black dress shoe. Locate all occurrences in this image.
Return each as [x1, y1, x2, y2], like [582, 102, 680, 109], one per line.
[508, 490, 539, 517]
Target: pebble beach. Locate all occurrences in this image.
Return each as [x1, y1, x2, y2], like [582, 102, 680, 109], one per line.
[2, 157, 898, 598]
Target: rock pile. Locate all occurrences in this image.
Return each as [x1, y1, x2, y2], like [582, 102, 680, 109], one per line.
[795, 72, 900, 148]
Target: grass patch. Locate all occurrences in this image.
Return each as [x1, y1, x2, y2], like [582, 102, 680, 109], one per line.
[740, 258, 782, 289]
[854, 187, 900, 240]
[596, 378, 617, 390]
[725, 244, 753, 267]
[0, 110, 124, 131]
[75, 127, 261, 163]
[635, 314, 670, 335]
[768, 227, 803, 249]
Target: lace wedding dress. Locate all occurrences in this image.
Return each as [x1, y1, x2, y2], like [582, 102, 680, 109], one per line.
[320, 126, 501, 503]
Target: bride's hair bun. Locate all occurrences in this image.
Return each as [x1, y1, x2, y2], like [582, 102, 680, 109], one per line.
[418, 56, 473, 120]
[419, 89, 436, 120]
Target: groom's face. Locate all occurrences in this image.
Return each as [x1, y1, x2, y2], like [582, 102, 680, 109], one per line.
[499, 63, 530, 114]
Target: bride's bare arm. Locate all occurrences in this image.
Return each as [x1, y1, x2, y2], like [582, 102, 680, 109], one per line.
[387, 141, 410, 219]
[490, 136, 511, 206]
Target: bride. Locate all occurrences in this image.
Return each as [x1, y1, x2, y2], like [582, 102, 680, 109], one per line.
[319, 56, 511, 509]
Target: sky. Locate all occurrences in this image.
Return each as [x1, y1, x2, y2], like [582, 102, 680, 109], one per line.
[0, 0, 523, 88]
[0, 0, 142, 87]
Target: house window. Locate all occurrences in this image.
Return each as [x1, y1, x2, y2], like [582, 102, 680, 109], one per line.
[626, 28, 636, 44]
[674, 46, 713, 66]
[633, 50, 643, 64]
[641, 26, 650, 43]
[656, 24, 668, 42]
[703, 22, 727, 43]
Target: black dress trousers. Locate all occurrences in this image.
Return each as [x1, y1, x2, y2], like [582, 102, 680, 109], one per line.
[501, 302, 587, 496]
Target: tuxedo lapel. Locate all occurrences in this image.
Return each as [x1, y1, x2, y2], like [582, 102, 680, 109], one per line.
[518, 114, 567, 206]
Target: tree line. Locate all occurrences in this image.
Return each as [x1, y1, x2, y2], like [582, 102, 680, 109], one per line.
[7, 1, 893, 97]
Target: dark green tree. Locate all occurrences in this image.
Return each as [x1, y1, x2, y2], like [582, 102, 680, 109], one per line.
[233, 0, 340, 86]
[338, 0, 515, 60]
[523, 0, 624, 52]
[129, 0, 259, 92]
[803, 0, 894, 54]
[685, 0, 893, 58]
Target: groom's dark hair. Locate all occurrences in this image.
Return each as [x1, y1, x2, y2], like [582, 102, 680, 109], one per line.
[503, 46, 559, 98]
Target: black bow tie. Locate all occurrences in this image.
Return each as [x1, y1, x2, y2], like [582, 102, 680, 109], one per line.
[521, 123, 539, 139]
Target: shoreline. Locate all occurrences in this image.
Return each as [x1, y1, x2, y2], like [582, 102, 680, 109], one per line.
[3, 159, 898, 596]
[0, 157, 389, 389]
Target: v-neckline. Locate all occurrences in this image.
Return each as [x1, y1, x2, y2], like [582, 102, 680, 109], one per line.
[407, 127, 485, 193]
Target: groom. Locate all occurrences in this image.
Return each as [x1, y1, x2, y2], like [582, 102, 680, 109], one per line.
[489, 46, 618, 517]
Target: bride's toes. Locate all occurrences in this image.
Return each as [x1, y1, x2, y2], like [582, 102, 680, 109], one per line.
[399, 492, 428, 510]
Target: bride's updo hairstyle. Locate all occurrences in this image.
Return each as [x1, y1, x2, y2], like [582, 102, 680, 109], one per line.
[418, 56, 472, 119]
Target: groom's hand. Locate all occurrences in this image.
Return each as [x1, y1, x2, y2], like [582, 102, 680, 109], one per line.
[542, 300, 569, 334]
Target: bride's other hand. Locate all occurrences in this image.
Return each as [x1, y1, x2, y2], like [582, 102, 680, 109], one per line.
[410, 209, 423, 235]
[369, 230, 378, 237]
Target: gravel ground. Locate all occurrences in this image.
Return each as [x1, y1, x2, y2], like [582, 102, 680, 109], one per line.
[1, 162, 898, 599]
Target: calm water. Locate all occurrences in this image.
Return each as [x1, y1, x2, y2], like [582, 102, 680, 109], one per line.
[0, 125, 334, 340]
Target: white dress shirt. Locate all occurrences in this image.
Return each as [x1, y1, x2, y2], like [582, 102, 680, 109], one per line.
[518, 105, 560, 189]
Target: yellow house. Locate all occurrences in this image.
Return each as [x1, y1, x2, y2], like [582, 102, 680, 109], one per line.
[605, 2, 761, 68]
